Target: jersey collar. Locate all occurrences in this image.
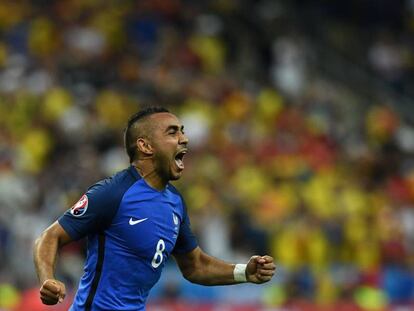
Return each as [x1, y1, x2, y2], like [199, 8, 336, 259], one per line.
[128, 165, 142, 181]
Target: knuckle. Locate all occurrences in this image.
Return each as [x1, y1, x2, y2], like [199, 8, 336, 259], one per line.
[43, 279, 52, 286]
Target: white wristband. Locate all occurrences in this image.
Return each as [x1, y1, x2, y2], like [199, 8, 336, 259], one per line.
[233, 264, 247, 282]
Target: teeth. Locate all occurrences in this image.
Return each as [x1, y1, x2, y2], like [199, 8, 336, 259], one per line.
[175, 158, 184, 169]
[174, 150, 186, 170]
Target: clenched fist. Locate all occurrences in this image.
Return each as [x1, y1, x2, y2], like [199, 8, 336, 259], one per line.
[40, 279, 66, 305]
[246, 255, 276, 284]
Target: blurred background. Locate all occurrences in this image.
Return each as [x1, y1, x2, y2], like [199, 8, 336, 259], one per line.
[0, 0, 414, 310]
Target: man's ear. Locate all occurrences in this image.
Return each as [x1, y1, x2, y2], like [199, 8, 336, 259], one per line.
[137, 138, 153, 155]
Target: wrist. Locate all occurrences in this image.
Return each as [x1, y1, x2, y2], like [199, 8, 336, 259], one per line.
[39, 275, 55, 285]
[233, 264, 247, 282]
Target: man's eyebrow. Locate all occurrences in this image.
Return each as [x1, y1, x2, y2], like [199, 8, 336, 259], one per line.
[165, 125, 184, 132]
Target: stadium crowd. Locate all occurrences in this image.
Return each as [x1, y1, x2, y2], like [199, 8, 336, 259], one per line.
[0, 1, 413, 310]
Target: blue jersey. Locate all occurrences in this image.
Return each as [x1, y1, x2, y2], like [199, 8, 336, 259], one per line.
[58, 165, 198, 311]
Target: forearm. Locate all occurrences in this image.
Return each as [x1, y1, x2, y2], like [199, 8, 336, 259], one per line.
[33, 222, 71, 284]
[179, 251, 240, 286]
[33, 232, 60, 284]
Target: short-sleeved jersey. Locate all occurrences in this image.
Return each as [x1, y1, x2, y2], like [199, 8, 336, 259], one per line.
[58, 166, 197, 311]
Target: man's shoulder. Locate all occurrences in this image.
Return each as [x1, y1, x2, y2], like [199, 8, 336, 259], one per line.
[167, 183, 187, 208]
[58, 167, 141, 240]
[87, 166, 140, 202]
[167, 183, 183, 197]
[166, 182, 178, 192]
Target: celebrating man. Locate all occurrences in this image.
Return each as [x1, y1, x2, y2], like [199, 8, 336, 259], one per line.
[33, 107, 276, 311]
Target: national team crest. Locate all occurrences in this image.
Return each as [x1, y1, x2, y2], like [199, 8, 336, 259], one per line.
[70, 194, 88, 217]
[173, 213, 179, 225]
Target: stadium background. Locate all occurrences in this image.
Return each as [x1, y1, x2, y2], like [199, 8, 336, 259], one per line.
[0, 0, 414, 310]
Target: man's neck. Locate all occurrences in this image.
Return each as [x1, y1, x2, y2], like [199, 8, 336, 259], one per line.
[132, 161, 167, 191]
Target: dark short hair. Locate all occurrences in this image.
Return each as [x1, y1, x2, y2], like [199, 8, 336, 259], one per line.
[124, 106, 170, 163]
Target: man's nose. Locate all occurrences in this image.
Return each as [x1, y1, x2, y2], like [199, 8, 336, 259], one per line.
[180, 132, 189, 145]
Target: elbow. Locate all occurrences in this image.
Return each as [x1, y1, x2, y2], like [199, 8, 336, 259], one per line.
[181, 267, 197, 283]
[33, 233, 45, 263]
[34, 237, 41, 250]
[181, 265, 211, 285]
[181, 263, 204, 284]
[33, 230, 49, 253]
[176, 247, 210, 285]
[183, 274, 211, 286]
[34, 232, 45, 250]
[184, 275, 203, 285]
[36, 222, 70, 248]
[33, 227, 59, 252]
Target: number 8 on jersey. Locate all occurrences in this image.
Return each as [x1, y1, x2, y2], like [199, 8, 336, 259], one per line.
[151, 239, 165, 268]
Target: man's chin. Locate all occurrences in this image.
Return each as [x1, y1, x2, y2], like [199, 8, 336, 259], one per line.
[170, 172, 183, 180]
[170, 169, 184, 180]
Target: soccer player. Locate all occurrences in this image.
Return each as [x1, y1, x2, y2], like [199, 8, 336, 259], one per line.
[33, 107, 276, 310]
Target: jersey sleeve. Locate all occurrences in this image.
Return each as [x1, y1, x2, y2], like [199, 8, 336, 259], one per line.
[58, 181, 118, 240]
[172, 198, 198, 254]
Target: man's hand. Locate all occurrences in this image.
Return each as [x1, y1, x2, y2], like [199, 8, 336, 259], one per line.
[40, 279, 66, 305]
[246, 255, 276, 284]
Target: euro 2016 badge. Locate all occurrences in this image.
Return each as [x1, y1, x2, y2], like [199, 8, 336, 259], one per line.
[70, 194, 88, 217]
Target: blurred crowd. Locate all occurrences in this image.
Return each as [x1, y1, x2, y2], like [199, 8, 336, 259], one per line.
[0, 1, 414, 310]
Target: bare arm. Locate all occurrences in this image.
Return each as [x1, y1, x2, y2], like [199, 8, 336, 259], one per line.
[173, 247, 276, 286]
[33, 221, 73, 304]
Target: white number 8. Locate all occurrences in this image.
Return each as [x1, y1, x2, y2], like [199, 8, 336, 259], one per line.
[151, 239, 165, 268]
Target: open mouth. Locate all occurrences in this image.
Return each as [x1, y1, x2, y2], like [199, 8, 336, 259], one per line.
[174, 149, 187, 170]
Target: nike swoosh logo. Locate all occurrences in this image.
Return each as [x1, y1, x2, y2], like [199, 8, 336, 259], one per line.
[129, 217, 148, 225]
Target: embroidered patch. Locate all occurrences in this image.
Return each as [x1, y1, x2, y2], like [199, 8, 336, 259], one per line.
[70, 194, 88, 217]
[173, 213, 179, 225]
